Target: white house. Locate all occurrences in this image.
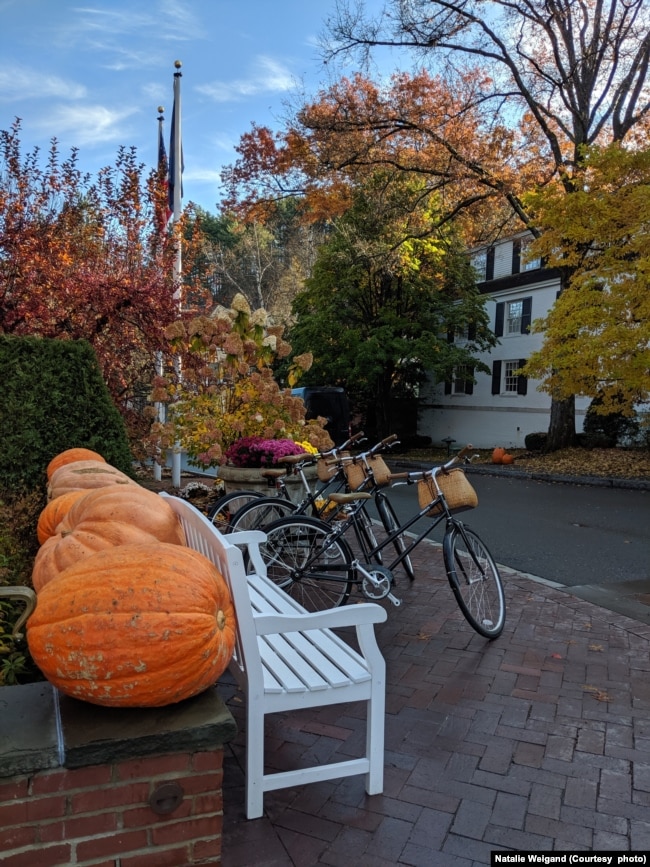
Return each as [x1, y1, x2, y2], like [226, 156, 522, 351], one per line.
[419, 233, 590, 450]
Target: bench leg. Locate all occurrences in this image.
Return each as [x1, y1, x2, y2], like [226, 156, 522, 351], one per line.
[365, 674, 385, 795]
[245, 701, 265, 820]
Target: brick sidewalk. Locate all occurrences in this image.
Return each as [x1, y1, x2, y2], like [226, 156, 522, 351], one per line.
[220, 538, 650, 866]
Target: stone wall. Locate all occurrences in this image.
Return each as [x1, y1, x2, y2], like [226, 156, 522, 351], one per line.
[0, 682, 236, 866]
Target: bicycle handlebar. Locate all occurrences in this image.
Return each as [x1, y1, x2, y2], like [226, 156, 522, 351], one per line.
[387, 444, 474, 483]
[276, 431, 367, 471]
[324, 433, 399, 467]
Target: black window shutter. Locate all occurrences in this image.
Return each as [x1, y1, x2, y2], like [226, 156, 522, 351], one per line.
[512, 240, 521, 274]
[465, 367, 474, 395]
[517, 359, 528, 395]
[521, 297, 532, 334]
[494, 302, 504, 337]
[447, 329, 454, 344]
[444, 379, 452, 395]
[491, 360, 502, 395]
[468, 322, 477, 341]
[486, 247, 495, 281]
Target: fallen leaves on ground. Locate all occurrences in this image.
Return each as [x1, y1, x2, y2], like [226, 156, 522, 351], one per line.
[400, 447, 650, 481]
[508, 447, 650, 480]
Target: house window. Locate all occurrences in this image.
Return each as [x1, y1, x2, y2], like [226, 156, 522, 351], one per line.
[453, 366, 474, 395]
[472, 251, 487, 281]
[504, 360, 521, 392]
[521, 240, 541, 271]
[506, 300, 524, 334]
[445, 366, 474, 396]
[494, 297, 532, 337]
[491, 359, 528, 395]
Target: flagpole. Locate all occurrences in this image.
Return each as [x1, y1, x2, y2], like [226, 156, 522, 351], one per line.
[170, 60, 183, 488]
[152, 105, 166, 483]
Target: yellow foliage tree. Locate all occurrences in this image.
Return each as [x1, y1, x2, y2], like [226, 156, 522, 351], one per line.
[523, 144, 650, 415]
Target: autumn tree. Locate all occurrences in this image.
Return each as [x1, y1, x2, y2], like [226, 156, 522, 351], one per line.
[186, 201, 329, 324]
[285, 171, 495, 438]
[321, 0, 650, 449]
[225, 0, 650, 449]
[523, 143, 650, 415]
[0, 120, 181, 440]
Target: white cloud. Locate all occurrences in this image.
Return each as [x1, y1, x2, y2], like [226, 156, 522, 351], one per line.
[184, 166, 222, 183]
[35, 104, 140, 146]
[0, 66, 86, 102]
[197, 55, 296, 103]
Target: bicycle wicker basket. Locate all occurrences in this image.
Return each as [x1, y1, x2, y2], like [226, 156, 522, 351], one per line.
[345, 455, 392, 489]
[317, 452, 349, 483]
[418, 468, 478, 516]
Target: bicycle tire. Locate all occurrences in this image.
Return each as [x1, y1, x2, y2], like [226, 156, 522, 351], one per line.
[207, 490, 264, 533]
[228, 496, 297, 533]
[443, 524, 506, 639]
[377, 496, 415, 581]
[259, 515, 355, 611]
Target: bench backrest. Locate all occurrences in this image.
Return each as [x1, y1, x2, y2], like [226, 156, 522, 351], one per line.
[159, 493, 262, 691]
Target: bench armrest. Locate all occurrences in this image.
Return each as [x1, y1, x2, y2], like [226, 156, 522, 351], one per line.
[228, 529, 269, 575]
[254, 602, 387, 637]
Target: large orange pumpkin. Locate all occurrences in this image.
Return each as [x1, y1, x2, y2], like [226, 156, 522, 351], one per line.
[492, 447, 506, 464]
[36, 490, 89, 545]
[27, 543, 236, 707]
[32, 486, 186, 592]
[47, 459, 137, 501]
[46, 448, 106, 480]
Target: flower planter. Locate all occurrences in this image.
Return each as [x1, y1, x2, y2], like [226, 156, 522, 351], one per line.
[217, 464, 317, 502]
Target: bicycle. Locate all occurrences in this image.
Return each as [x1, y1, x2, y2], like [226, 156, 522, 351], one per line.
[256, 445, 506, 639]
[227, 435, 412, 580]
[321, 436, 416, 581]
[206, 432, 365, 533]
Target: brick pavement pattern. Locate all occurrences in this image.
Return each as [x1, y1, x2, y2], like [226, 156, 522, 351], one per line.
[220, 537, 650, 866]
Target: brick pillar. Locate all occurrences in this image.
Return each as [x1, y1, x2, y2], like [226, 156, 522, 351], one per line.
[0, 682, 236, 866]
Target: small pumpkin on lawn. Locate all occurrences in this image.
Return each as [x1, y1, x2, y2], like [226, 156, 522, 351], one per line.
[46, 448, 106, 480]
[501, 453, 515, 465]
[27, 543, 236, 707]
[47, 459, 137, 501]
[32, 486, 186, 592]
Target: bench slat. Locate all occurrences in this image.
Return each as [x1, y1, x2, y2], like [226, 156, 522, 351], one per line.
[247, 576, 372, 686]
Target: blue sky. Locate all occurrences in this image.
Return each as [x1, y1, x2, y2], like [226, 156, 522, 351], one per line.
[0, 0, 391, 214]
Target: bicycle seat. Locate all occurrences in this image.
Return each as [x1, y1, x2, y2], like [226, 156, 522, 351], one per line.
[328, 492, 372, 504]
[260, 469, 287, 479]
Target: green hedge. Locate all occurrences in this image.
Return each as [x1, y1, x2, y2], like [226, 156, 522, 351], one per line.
[0, 336, 133, 490]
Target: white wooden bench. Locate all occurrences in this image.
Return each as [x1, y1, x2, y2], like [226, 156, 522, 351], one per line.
[160, 493, 388, 820]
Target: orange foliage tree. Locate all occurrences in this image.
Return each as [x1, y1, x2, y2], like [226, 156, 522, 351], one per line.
[0, 120, 203, 444]
[224, 0, 650, 448]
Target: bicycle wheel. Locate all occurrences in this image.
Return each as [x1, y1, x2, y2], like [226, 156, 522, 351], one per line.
[377, 496, 415, 581]
[443, 524, 505, 639]
[259, 515, 355, 611]
[228, 496, 297, 532]
[207, 490, 264, 533]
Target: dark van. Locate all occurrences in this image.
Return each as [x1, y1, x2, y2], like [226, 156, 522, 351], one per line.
[292, 387, 350, 447]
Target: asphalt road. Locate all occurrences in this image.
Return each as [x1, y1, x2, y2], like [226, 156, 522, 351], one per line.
[369, 471, 650, 622]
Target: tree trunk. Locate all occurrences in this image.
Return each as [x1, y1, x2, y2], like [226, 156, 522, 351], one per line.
[546, 395, 577, 451]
